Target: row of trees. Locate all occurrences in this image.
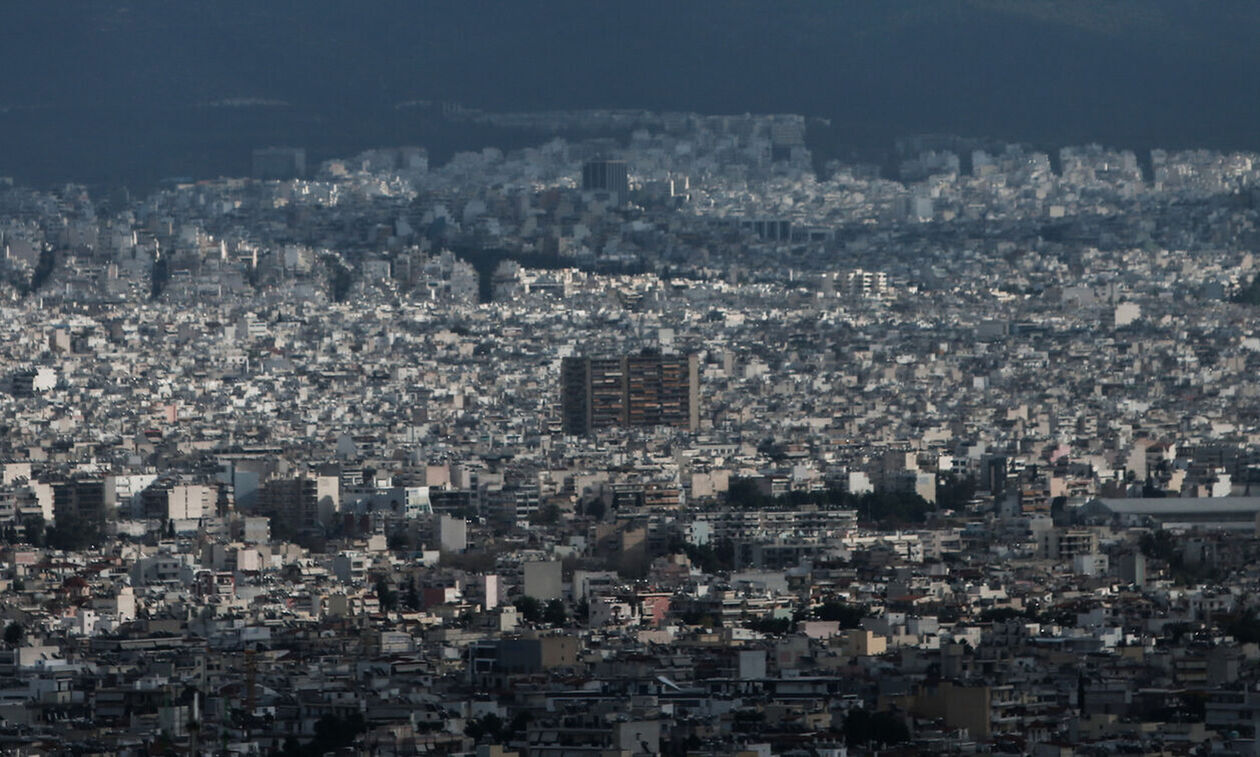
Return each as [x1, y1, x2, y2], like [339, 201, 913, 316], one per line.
[712, 600, 870, 632]
[513, 595, 572, 626]
[727, 707, 912, 748]
[464, 707, 907, 750]
[464, 711, 532, 742]
[371, 583, 581, 628]
[723, 478, 947, 525]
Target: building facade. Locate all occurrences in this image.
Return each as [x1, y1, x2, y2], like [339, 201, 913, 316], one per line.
[561, 352, 699, 435]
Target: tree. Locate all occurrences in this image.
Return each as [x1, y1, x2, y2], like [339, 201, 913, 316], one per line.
[979, 607, 1034, 623]
[3, 622, 23, 647]
[311, 712, 365, 753]
[279, 736, 301, 757]
[531, 503, 561, 526]
[506, 711, 532, 737]
[16, 514, 44, 547]
[278, 712, 367, 756]
[29, 248, 55, 292]
[465, 713, 504, 741]
[814, 601, 867, 628]
[543, 598, 568, 627]
[747, 616, 793, 635]
[682, 539, 736, 574]
[1227, 610, 1260, 644]
[935, 472, 977, 510]
[584, 499, 606, 520]
[403, 577, 420, 611]
[328, 260, 354, 302]
[1234, 274, 1260, 305]
[843, 708, 910, 748]
[47, 519, 99, 551]
[375, 578, 397, 612]
[514, 595, 543, 623]
[1140, 530, 1178, 561]
[150, 255, 170, 299]
[756, 437, 788, 462]
[853, 490, 933, 524]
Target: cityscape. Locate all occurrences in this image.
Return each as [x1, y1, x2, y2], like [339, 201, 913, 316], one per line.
[6, 1, 1260, 752]
[2, 103, 1260, 755]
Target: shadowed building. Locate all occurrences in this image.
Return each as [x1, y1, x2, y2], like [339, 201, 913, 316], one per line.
[52, 477, 107, 545]
[251, 146, 306, 180]
[581, 159, 629, 205]
[258, 477, 319, 541]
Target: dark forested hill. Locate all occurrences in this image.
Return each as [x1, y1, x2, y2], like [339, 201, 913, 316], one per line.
[2, 1, 1257, 188]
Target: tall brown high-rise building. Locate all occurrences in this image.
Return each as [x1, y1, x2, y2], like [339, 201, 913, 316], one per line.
[561, 352, 699, 435]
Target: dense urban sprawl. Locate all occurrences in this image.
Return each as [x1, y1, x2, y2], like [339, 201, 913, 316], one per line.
[2, 110, 1260, 755]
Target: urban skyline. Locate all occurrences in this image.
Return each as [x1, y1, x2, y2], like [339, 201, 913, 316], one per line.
[3, 3, 1260, 756]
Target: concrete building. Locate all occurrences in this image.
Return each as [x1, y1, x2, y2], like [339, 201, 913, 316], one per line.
[51, 477, 106, 537]
[561, 352, 699, 434]
[581, 159, 629, 205]
[523, 560, 563, 601]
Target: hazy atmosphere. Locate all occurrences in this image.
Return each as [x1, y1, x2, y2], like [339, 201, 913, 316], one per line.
[4, 1, 1260, 187]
